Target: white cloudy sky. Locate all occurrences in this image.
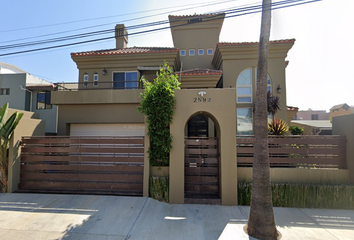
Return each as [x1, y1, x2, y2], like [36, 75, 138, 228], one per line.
[1, 0, 353, 111]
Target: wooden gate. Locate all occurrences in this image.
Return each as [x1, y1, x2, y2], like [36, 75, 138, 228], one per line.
[185, 137, 219, 199]
[19, 136, 144, 196]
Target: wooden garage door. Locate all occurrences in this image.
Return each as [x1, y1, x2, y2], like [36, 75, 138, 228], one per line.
[19, 136, 144, 196]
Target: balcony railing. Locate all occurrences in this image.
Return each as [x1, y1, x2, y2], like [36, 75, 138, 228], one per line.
[54, 81, 143, 91]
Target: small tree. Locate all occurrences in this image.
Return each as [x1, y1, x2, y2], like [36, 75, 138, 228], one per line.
[0, 103, 23, 192]
[267, 91, 280, 118]
[137, 62, 180, 166]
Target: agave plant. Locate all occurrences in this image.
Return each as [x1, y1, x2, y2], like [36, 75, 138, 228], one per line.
[0, 103, 23, 192]
[268, 118, 289, 135]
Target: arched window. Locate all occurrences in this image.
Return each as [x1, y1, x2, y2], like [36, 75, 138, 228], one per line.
[83, 73, 89, 87]
[267, 75, 272, 93]
[187, 114, 208, 137]
[254, 68, 272, 93]
[94, 72, 99, 87]
[236, 68, 252, 103]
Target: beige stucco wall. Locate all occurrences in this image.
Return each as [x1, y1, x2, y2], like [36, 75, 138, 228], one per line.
[169, 14, 224, 70]
[330, 108, 352, 122]
[238, 168, 350, 184]
[333, 114, 354, 183]
[56, 103, 144, 135]
[222, 57, 287, 122]
[52, 89, 143, 105]
[72, 53, 180, 87]
[7, 108, 45, 193]
[169, 88, 237, 205]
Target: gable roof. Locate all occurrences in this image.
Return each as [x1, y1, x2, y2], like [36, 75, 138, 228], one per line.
[330, 103, 350, 110]
[176, 68, 222, 76]
[71, 47, 178, 57]
[0, 62, 27, 74]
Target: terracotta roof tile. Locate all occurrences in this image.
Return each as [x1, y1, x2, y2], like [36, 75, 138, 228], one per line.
[169, 13, 222, 19]
[175, 68, 222, 76]
[71, 47, 178, 57]
[218, 39, 296, 46]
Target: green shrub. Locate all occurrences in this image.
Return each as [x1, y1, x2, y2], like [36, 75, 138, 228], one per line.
[149, 176, 169, 202]
[289, 125, 304, 135]
[137, 62, 180, 166]
[238, 182, 354, 209]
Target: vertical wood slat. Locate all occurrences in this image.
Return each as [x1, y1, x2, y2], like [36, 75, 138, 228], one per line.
[19, 136, 144, 196]
[236, 135, 347, 168]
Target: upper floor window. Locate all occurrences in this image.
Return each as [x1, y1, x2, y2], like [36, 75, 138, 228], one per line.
[180, 50, 186, 56]
[267, 76, 272, 93]
[0, 88, 10, 95]
[207, 48, 213, 55]
[83, 73, 89, 87]
[93, 72, 99, 87]
[189, 49, 195, 56]
[255, 68, 272, 93]
[236, 68, 252, 103]
[198, 49, 204, 55]
[113, 72, 138, 89]
[37, 91, 52, 110]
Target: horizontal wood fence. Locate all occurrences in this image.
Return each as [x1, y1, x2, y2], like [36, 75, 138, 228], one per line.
[236, 135, 346, 169]
[19, 136, 144, 196]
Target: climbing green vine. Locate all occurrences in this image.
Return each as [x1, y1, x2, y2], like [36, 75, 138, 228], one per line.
[137, 62, 180, 166]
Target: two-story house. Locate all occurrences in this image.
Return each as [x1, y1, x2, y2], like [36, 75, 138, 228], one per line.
[50, 13, 294, 205]
[0, 62, 58, 135]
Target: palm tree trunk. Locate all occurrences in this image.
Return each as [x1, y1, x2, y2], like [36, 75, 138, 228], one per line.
[247, 0, 278, 239]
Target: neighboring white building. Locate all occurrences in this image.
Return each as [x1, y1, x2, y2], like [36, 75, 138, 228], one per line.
[0, 62, 57, 135]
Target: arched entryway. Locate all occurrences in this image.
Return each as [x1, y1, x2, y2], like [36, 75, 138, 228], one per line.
[184, 112, 220, 200]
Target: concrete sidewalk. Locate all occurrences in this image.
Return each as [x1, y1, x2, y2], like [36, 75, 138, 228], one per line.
[0, 193, 353, 240]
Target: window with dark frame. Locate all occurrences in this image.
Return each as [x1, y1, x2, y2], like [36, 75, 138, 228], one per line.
[83, 73, 89, 87]
[37, 91, 52, 109]
[113, 72, 138, 89]
[0, 88, 10, 95]
[93, 73, 99, 86]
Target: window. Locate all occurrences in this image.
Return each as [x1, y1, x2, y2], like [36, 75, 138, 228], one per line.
[0, 88, 10, 95]
[255, 68, 272, 93]
[267, 76, 272, 93]
[189, 49, 195, 56]
[83, 73, 89, 87]
[93, 72, 98, 87]
[113, 72, 139, 89]
[236, 68, 252, 103]
[311, 114, 319, 120]
[37, 91, 52, 109]
[198, 49, 204, 55]
[180, 50, 186, 56]
[237, 108, 253, 135]
[207, 48, 213, 55]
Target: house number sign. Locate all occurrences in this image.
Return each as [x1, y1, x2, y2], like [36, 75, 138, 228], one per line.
[194, 91, 211, 103]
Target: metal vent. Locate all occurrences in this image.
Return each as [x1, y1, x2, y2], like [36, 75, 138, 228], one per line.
[188, 18, 202, 24]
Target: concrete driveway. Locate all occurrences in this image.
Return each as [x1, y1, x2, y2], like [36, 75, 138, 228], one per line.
[0, 193, 353, 240]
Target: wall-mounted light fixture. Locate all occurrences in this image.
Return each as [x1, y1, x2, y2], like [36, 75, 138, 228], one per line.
[277, 85, 281, 94]
[102, 68, 107, 75]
